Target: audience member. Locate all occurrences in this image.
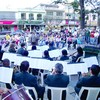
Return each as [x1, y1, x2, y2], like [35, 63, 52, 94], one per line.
[67, 35, 72, 49]
[48, 42, 56, 51]
[2, 41, 10, 52]
[5, 33, 10, 41]
[9, 43, 16, 53]
[30, 32, 39, 45]
[75, 64, 100, 100]
[14, 61, 45, 100]
[98, 34, 100, 48]
[44, 63, 69, 100]
[0, 45, 4, 61]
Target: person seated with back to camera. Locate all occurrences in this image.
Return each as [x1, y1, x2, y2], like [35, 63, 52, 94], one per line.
[31, 42, 37, 50]
[17, 43, 26, 55]
[57, 49, 69, 61]
[13, 60, 45, 100]
[71, 46, 83, 63]
[48, 42, 56, 51]
[22, 50, 29, 57]
[42, 50, 53, 61]
[44, 63, 69, 100]
[75, 64, 100, 100]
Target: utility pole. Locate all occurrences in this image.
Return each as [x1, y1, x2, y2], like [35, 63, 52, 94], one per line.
[79, 0, 85, 29]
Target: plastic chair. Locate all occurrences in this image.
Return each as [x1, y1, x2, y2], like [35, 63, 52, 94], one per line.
[75, 87, 100, 100]
[46, 86, 68, 100]
[76, 56, 84, 63]
[39, 70, 50, 86]
[24, 86, 38, 100]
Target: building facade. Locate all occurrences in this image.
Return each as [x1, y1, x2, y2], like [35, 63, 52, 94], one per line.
[86, 13, 98, 27]
[0, 10, 16, 32]
[16, 8, 45, 31]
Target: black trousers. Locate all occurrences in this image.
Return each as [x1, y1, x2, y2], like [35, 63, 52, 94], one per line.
[47, 89, 66, 100]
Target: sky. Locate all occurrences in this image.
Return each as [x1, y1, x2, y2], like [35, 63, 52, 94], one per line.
[0, 0, 51, 9]
[0, 0, 74, 9]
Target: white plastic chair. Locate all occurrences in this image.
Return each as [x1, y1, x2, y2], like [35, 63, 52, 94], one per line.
[46, 86, 68, 100]
[83, 51, 85, 58]
[76, 56, 84, 62]
[39, 70, 50, 86]
[75, 87, 100, 100]
[24, 86, 38, 100]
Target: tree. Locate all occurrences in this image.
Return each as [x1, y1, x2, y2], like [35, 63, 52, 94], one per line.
[54, 0, 100, 29]
[85, 0, 100, 28]
[71, 0, 85, 29]
[71, 1, 79, 12]
[71, 0, 100, 29]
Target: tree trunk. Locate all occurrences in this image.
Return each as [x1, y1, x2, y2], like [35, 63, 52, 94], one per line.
[80, 0, 85, 29]
[98, 13, 100, 29]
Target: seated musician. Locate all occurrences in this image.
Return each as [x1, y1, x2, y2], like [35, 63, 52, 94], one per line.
[57, 49, 69, 61]
[75, 64, 100, 100]
[44, 63, 69, 100]
[14, 61, 45, 100]
[71, 46, 83, 63]
[42, 50, 53, 61]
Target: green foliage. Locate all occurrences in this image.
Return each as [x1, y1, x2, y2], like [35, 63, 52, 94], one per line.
[85, 15, 89, 20]
[92, 15, 96, 20]
[85, 10, 90, 14]
[79, 16, 82, 21]
[90, 9, 95, 13]
[71, 1, 79, 12]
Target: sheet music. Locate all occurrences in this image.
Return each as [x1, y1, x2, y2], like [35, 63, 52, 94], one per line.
[28, 50, 42, 58]
[84, 56, 99, 67]
[49, 49, 61, 58]
[2, 52, 95, 75]
[0, 67, 13, 83]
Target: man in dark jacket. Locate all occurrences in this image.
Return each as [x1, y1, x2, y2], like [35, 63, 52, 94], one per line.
[17, 43, 26, 55]
[14, 61, 45, 100]
[75, 64, 100, 100]
[44, 63, 69, 100]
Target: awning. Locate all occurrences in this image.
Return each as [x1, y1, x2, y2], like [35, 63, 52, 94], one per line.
[18, 20, 44, 25]
[0, 20, 15, 25]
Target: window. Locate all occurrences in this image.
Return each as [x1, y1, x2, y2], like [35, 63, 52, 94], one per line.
[66, 13, 71, 17]
[56, 12, 63, 16]
[92, 15, 96, 20]
[37, 14, 42, 20]
[29, 13, 34, 20]
[21, 13, 26, 20]
[46, 12, 53, 16]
